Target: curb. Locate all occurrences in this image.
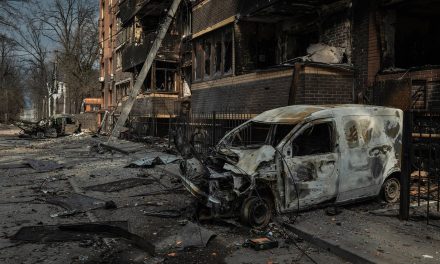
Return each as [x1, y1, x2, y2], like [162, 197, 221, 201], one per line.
[284, 223, 377, 264]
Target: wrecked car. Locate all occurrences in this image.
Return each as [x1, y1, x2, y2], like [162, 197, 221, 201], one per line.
[179, 105, 403, 228]
[15, 114, 81, 138]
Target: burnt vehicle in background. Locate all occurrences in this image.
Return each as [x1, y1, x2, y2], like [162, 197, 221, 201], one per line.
[15, 114, 81, 138]
[178, 105, 403, 228]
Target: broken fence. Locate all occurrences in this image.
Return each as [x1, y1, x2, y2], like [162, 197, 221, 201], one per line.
[400, 110, 440, 226]
[173, 111, 253, 156]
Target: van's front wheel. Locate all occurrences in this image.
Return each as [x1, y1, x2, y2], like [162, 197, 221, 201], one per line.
[240, 196, 272, 228]
[381, 176, 401, 203]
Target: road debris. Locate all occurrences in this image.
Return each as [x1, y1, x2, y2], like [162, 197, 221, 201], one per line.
[84, 178, 154, 192]
[11, 221, 128, 242]
[24, 159, 64, 172]
[46, 193, 116, 213]
[142, 209, 182, 218]
[244, 237, 279, 251]
[127, 153, 181, 168]
[0, 159, 64, 172]
[99, 139, 145, 154]
[11, 221, 156, 255]
[156, 222, 216, 251]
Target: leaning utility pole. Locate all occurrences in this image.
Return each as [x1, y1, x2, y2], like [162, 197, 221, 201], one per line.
[108, 0, 182, 141]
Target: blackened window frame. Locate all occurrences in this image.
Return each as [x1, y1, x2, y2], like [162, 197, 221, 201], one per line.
[192, 26, 234, 82]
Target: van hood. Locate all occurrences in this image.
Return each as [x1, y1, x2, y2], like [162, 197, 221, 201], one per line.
[220, 145, 276, 175]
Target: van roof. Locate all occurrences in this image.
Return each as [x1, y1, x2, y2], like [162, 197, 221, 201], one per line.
[252, 105, 401, 124]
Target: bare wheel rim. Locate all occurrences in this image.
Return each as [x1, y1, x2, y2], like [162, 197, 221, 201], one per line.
[251, 201, 269, 225]
[385, 179, 400, 200]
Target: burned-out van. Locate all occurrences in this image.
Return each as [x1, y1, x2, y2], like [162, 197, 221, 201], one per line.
[179, 105, 403, 227]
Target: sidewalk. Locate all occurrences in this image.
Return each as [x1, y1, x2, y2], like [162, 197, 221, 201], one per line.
[285, 204, 440, 264]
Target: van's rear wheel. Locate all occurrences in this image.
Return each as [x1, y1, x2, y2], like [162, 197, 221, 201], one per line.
[381, 176, 400, 203]
[240, 196, 271, 228]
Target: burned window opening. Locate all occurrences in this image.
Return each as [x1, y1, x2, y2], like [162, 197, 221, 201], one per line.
[224, 30, 233, 74]
[381, 2, 440, 69]
[292, 123, 334, 156]
[193, 27, 233, 81]
[204, 40, 211, 76]
[395, 9, 440, 68]
[155, 61, 177, 92]
[214, 39, 222, 75]
[194, 40, 203, 80]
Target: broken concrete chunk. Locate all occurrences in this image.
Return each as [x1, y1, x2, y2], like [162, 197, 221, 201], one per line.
[142, 209, 182, 218]
[127, 154, 181, 168]
[11, 221, 155, 255]
[155, 222, 216, 252]
[46, 193, 113, 212]
[85, 178, 154, 192]
[11, 221, 129, 242]
[24, 159, 64, 172]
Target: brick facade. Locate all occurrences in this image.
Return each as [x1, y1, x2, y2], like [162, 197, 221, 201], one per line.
[192, 0, 238, 34]
[295, 65, 354, 105]
[191, 69, 293, 114]
[190, 64, 355, 114]
[351, 0, 370, 97]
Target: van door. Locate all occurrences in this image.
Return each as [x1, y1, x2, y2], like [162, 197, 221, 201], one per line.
[280, 120, 339, 211]
[336, 115, 387, 203]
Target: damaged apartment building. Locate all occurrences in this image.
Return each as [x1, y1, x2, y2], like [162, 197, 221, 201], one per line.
[99, 0, 191, 135]
[189, 0, 440, 114]
[99, 0, 440, 135]
[190, 0, 356, 114]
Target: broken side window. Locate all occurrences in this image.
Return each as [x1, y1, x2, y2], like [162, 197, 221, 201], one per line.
[292, 123, 334, 156]
[272, 124, 295, 146]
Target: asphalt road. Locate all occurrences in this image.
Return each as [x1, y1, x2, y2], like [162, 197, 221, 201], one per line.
[0, 130, 344, 264]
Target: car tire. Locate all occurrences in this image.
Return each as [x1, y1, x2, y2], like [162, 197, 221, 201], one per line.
[240, 196, 272, 228]
[381, 176, 401, 203]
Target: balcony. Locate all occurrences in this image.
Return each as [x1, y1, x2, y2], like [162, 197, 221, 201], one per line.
[121, 32, 180, 71]
[115, 30, 127, 49]
[118, 0, 172, 25]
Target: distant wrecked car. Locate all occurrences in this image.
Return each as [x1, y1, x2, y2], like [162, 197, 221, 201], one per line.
[178, 105, 403, 228]
[15, 114, 81, 138]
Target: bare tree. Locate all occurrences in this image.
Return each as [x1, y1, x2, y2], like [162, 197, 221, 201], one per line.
[1, 0, 99, 119]
[10, 6, 50, 120]
[39, 0, 99, 114]
[0, 1, 20, 28]
[0, 35, 24, 122]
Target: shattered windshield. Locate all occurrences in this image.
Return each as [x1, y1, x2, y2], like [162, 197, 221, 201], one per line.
[221, 121, 295, 148]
